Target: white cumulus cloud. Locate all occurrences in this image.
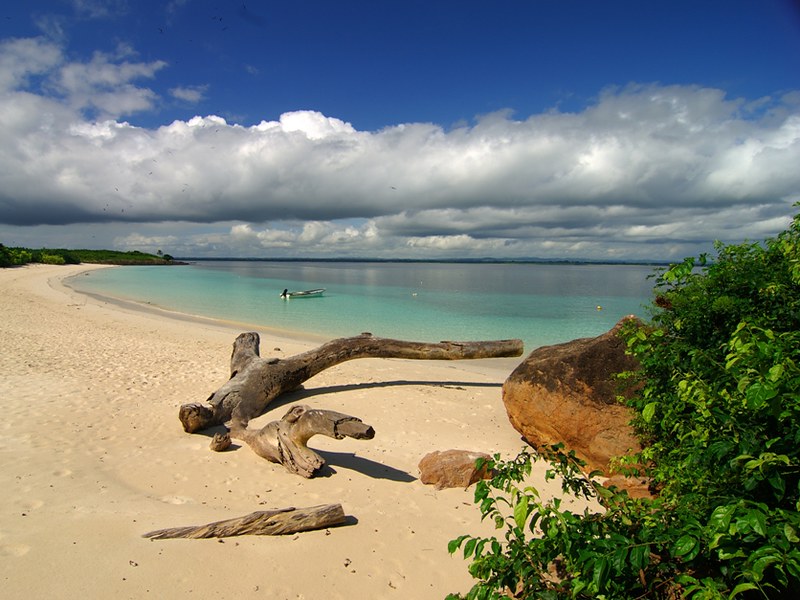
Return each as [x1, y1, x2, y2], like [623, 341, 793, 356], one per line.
[1, 36, 799, 260]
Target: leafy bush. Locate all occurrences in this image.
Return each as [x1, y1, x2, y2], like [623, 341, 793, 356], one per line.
[450, 207, 800, 599]
[0, 244, 13, 267]
[40, 253, 66, 265]
[0, 245, 33, 266]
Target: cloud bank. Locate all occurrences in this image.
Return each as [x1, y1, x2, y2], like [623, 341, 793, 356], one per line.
[1, 36, 798, 260]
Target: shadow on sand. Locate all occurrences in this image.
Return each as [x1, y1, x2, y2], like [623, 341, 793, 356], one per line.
[191, 420, 416, 483]
[312, 450, 417, 482]
[264, 379, 502, 412]
[187, 380, 499, 482]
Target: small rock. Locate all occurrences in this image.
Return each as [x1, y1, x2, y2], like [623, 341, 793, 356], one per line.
[418, 449, 493, 489]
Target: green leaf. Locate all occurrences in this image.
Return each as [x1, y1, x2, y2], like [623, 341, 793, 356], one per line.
[642, 401, 657, 423]
[708, 504, 737, 533]
[571, 579, 588, 596]
[729, 582, 759, 598]
[448, 535, 469, 554]
[592, 557, 610, 591]
[744, 509, 768, 537]
[610, 546, 628, 572]
[463, 537, 478, 560]
[513, 495, 530, 530]
[673, 535, 699, 558]
[785, 523, 799, 543]
[630, 544, 650, 571]
[751, 553, 780, 580]
[745, 382, 778, 410]
[474, 483, 489, 503]
[767, 363, 785, 382]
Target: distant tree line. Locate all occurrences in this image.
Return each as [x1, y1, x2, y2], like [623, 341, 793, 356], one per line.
[0, 244, 174, 267]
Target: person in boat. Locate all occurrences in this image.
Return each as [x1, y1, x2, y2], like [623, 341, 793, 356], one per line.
[281, 288, 289, 299]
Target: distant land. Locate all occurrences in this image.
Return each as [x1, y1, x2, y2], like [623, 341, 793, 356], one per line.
[0, 245, 179, 267]
[1, 243, 674, 268]
[178, 256, 673, 267]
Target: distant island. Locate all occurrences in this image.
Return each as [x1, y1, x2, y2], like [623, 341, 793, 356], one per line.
[180, 256, 672, 267]
[0, 244, 178, 267]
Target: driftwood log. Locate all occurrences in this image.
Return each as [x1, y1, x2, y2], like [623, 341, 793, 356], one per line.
[180, 332, 523, 432]
[142, 503, 346, 539]
[179, 332, 523, 476]
[222, 404, 375, 478]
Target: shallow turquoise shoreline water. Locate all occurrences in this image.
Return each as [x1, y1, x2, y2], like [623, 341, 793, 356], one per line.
[71, 261, 658, 352]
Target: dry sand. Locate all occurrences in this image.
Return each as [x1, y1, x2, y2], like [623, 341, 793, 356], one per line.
[0, 264, 588, 599]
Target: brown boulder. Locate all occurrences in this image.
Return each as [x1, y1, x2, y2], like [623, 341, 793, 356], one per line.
[418, 449, 493, 489]
[502, 316, 642, 474]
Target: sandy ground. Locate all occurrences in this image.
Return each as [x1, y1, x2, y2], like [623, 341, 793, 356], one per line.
[0, 264, 588, 599]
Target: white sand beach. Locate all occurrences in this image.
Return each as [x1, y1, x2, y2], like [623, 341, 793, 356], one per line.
[0, 264, 587, 599]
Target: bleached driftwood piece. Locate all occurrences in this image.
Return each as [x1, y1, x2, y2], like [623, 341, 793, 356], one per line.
[218, 404, 375, 478]
[142, 503, 346, 539]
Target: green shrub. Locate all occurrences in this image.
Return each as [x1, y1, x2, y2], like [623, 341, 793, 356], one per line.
[40, 253, 66, 265]
[0, 245, 33, 266]
[450, 206, 800, 599]
[0, 244, 12, 267]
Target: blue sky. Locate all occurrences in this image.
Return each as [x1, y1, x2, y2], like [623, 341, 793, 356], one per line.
[0, 0, 799, 259]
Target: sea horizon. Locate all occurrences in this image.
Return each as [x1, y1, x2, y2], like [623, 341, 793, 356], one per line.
[174, 256, 673, 266]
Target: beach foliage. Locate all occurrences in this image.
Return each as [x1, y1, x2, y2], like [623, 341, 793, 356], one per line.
[449, 206, 800, 599]
[0, 244, 173, 267]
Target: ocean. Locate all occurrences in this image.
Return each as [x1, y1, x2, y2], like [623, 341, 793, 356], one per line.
[69, 260, 659, 352]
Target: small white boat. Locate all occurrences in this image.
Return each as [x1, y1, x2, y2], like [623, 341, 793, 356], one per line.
[280, 288, 326, 299]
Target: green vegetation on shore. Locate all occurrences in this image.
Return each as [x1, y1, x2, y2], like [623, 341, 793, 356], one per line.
[450, 207, 800, 598]
[0, 244, 174, 267]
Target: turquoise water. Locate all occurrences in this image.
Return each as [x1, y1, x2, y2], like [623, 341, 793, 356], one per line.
[70, 260, 659, 351]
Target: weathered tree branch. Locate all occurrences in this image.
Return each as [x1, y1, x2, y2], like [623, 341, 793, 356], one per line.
[142, 503, 346, 539]
[179, 332, 524, 434]
[222, 404, 375, 478]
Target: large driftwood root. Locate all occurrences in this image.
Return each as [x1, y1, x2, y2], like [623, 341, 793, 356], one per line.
[179, 332, 524, 434]
[142, 503, 346, 539]
[228, 404, 375, 478]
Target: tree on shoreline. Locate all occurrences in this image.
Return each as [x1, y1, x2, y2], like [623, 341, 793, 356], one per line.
[0, 244, 173, 266]
[450, 206, 800, 599]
